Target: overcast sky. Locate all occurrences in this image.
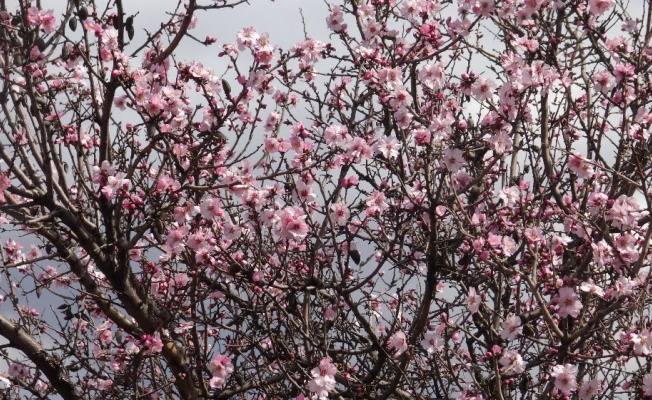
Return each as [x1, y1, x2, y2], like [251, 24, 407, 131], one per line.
[129, 0, 331, 65]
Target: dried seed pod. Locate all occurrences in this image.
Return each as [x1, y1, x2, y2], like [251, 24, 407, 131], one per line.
[67, 362, 81, 372]
[349, 249, 361, 265]
[78, 6, 88, 21]
[467, 184, 483, 205]
[286, 292, 298, 315]
[62, 44, 71, 60]
[125, 16, 134, 40]
[519, 374, 530, 394]
[35, 38, 46, 52]
[222, 79, 231, 98]
[68, 17, 77, 31]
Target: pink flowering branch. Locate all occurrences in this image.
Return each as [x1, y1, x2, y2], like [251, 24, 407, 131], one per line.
[0, 315, 80, 400]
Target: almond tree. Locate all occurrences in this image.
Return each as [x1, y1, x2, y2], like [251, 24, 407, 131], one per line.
[0, 0, 651, 399]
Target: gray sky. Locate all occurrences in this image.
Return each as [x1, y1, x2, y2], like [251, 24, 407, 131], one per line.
[130, 0, 331, 63]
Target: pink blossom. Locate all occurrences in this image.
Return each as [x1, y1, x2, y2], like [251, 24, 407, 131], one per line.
[472, 77, 495, 101]
[38, 265, 57, 284]
[295, 180, 316, 203]
[97, 379, 113, 391]
[264, 112, 280, 131]
[388, 331, 408, 355]
[26, 7, 41, 26]
[293, 38, 327, 65]
[346, 137, 373, 162]
[140, 333, 163, 355]
[253, 33, 275, 64]
[592, 71, 615, 94]
[579, 280, 605, 297]
[419, 63, 445, 91]
[467, 287, 481, 314]
[421, 331, 443, 354]
[643, 373, 652, 396]
[613, 276, 635, 297]
[374, 137, 401, 159]
[393, 107, 412, 129]
[578, 379, 602, 400]
[472, 0, 496, 17]
[500, 315, 522, 341]
[8, 363, 28, 378]
[326, 6, 346, 31]
[101, 173, 129, 200]
[551, 363, 578, 395]
[587, 192, 608, 215]
[499, 186, 520, 207]
[631, 329, 652, 355]
[273, 207, 310, 240]
[608, 195, 645, 230]
[400, 0, 424, 21]
[223, 218, 243, 241]
[209, 354, 234, 387]
[614, 63, 637, 84]
[307, 358, 337, 399]
[40, 10, 56, 33]
[442, 148, 465, 172]
[501, 236, 517, 257]
[588, 0, 614, 15]
[499, 350, 525, 374]
[513, 37, 539, 52]
[92, 160, 117, 183]
[96, 323, 113, 345]
[101, 28, 119, 51]
[365, 191, 390, 216]
[429, 116, 453, 143]
[330, 201, 350, 226]
[487, 233, 502, 248]
[485, 130, 513, 154]
[591, 240, 612, 269]
[613, 232, 639, 264]
[622, 18, 638, 32]
[156, 175, 181, 193]
[324, 125, 349, 146]
[237, 27, 260, 50]
[524, 227, 543, 242]
[414, 128, 431, 145]
[200, 197, 222, 220]
[389, 86, 412, 110]
[165, 225, 188, 254]
[264, 136, 280, 153]
[568, 153, 595, 179]
[324, 306, 337, 320]
[557, 287, 583, 318]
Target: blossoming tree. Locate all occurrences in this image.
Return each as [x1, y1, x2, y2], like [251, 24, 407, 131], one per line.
[0, 0, 651, 398]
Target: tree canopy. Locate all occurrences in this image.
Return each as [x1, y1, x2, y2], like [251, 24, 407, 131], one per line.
[0, 0, 651, 399]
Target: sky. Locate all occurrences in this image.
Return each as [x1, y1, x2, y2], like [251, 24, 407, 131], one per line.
[128, 0, 331, 63]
